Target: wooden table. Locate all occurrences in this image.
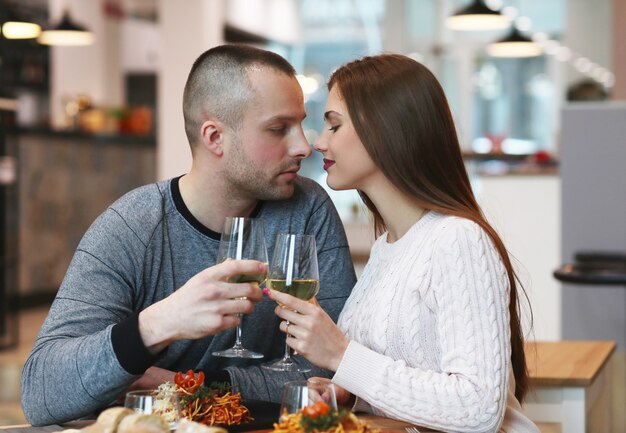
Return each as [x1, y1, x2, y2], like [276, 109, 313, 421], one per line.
[20, 340, 616, 433]
[523, 340, 617, 433]
[0, 415, 426, 433]
[8, 341, 615, 433]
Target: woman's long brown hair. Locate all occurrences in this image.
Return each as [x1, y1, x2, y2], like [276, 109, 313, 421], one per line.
[328, 54, 529, 401]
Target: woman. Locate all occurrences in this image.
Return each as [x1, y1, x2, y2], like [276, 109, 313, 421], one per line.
[267, 54, 539, 433]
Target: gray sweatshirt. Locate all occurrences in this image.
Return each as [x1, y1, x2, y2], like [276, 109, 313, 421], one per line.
[21, 176, 356, 426]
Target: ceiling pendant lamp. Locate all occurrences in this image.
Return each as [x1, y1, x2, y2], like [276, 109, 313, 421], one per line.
[487, 26, 542, 57]
[446, 0, 510, 31]
[1, 20, 42, 39]
[38, 9, 94, 46]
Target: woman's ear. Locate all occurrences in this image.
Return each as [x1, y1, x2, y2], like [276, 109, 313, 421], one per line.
[200, 120, 224, 156]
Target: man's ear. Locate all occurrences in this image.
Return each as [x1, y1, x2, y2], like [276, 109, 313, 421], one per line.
[200, 120, 224, 156]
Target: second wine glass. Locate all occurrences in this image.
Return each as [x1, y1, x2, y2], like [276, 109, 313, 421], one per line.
[279, 379, 338, 421]
[212, 216, 268, 359]
[124, 389, 181, 430]
[262, 233, 319, 372]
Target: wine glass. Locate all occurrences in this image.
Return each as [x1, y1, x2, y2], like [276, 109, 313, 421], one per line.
[279, 379, 338, 421]
[262, 233, 319, 372]
[124, 389, 181, 429]
[212, 216, 268, 359]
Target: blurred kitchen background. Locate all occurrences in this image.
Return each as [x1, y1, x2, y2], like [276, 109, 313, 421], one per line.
[1, 0, 625, 427]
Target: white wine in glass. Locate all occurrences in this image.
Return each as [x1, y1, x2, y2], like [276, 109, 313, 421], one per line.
[212, 217, 268, 359]
[267, 279, 319, 305]
[262, 233, 319, 372]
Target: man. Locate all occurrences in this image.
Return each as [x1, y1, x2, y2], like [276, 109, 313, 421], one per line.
[21, 45, 356, 426]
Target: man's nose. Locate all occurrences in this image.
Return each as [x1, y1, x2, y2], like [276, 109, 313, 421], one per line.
[291, 130, 313, 159]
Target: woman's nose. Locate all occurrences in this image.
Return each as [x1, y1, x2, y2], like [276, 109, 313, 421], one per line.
[313, 132, 326, 153]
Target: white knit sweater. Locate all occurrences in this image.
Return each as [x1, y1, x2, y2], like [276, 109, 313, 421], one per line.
[333, 212, 539, 433]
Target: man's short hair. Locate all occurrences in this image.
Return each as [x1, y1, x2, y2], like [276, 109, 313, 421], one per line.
[183, 44, 296, 147]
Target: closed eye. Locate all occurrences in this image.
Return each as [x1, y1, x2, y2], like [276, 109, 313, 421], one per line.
[329, 125, 340, 133]
[269, 126, 288, 135]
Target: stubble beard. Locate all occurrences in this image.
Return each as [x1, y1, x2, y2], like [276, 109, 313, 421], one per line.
[229, 172, 295, 202]
[223, 142, 295, 202]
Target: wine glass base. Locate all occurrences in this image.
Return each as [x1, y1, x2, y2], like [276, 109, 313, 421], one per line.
[261, 358, 311, 372]
[212, 346, 264, 359]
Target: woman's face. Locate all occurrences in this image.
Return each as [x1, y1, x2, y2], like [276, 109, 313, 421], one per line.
[314, 85, 379, 191]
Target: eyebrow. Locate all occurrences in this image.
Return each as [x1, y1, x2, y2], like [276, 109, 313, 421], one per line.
[265, 113, 307, 123]
[324, 110, 342, 120]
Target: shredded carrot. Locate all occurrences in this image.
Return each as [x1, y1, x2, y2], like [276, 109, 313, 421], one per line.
[272, 411, 380, 433]
[168, 375, 253, 426]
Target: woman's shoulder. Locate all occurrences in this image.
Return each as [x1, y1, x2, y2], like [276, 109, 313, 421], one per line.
[429, 212, 486, 240]
[423, 213, 502, 264]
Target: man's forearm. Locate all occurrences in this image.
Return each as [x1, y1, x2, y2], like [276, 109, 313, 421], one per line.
[21, 326, 136, 425]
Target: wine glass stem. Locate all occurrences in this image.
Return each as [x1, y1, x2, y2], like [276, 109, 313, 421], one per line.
[234, 313, 243, 347]
[283, 320, 292, 360]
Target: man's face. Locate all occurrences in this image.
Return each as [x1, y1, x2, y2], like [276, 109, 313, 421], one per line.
[221, 68, 311, 201]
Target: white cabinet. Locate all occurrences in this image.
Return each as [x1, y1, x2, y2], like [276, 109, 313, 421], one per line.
[121, 18, 160, 73]
[475, 174, 562, 342]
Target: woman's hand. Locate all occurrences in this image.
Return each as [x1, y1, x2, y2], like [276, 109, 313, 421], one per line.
[333, 383, 356, 408]
[267, 290, 349, 371]
[307, 377, 355, 408]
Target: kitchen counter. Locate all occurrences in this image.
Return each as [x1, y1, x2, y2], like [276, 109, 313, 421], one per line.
[9, 129, 156, 301]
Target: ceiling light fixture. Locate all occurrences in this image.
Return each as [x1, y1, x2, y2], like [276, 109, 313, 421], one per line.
[38, 10, 94, 46]
[446, 0, 510, 31]
[487, 26, 542, 57]
[1, 20, 42, 39]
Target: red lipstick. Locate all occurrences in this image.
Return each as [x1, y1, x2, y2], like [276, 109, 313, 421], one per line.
[323, 159, 335, 171]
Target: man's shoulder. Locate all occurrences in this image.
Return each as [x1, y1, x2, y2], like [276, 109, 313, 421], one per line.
[95, 180, 170, 237]
[292, 176, 331, 204]
[75, 180, 170, 254]
[261, 176, 333, 216]
[258, 177, 340, 230]
[110, 181, 168, 219]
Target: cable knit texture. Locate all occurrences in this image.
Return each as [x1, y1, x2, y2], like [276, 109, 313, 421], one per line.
[333, 212, 539, 433]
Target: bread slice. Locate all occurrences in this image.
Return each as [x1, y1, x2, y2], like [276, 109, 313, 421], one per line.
[96, 407, 134, 433]
[116, 414, 170, 433]
[176, 419, 227, 433]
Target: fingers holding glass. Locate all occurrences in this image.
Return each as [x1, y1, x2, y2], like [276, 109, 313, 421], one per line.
[212, 217, 268, 359]
[262, 233, 319, 372]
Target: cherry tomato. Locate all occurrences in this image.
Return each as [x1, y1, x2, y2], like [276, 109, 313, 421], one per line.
[302, 406, 319, 419]
[174, 369, 204, 392]
[312, 401, 330, 416]
[302, 401, 330, 420]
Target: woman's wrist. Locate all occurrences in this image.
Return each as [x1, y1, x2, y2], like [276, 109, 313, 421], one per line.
[330, 338, 350, 371]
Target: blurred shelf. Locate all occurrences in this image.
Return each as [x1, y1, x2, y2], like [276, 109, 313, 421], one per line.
[9, 127, 156, 147]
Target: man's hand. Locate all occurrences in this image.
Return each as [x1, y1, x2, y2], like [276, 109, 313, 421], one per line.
[139, 260, 266, 353]
[128, 366, 175, 391]
[115, 367, 175, 404]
